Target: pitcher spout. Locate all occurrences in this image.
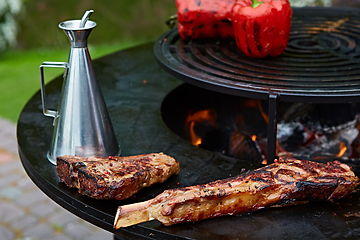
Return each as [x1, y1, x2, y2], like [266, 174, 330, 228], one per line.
[59, 20, 96, 48]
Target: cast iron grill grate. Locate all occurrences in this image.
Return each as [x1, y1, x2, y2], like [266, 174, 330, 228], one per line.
[154, 7, 360, 103]
[154, 7, 360, 162]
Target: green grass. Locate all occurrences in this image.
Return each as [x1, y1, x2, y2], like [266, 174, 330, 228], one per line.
[0, 41, 143, 123]
[0, 0, 177, 123]
[18, 0, 176, 49]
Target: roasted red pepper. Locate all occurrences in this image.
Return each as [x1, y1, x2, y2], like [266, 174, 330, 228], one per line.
[232, 0, 292, 58]
[176, 0, 236, 40]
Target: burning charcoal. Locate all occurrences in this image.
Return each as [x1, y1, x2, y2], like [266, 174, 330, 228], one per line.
[194, 123, 229, 152]
[277, 122, 307, 151]
[185, 108, 231, 153]
[281, 103, 359, 134]
[229, 131, 262, 164]
[291, 127, 359, 160]
[164, 82, 360, 163]
[276, 102, 360, 159]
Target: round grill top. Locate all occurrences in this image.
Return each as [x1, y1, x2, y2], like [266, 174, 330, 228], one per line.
[154, 7, 360, 103]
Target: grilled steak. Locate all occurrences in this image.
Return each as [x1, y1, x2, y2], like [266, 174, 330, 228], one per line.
[114, 159, 359, 228]
[56, 155, 97, 188]
[56, 153, 180, 200]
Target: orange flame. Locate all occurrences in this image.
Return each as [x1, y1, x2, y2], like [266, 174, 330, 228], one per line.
[189, 121, 202, 146]
[336, 142, 347, 158]
[186, 109, 217, 146]
[251, 135, 257, 141]
[257, 100, 269, 124]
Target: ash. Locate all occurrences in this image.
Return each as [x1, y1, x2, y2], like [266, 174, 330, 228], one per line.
[277, 114, 360, 160]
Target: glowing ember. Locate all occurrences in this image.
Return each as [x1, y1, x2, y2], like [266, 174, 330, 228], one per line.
[184, 105, 359, 163]
[251, 135, 257, 141]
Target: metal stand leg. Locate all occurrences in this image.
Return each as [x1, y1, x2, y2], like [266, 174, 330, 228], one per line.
[267, 94, 278, 164]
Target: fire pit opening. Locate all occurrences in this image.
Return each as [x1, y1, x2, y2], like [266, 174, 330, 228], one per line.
[161, 83, 360, 164]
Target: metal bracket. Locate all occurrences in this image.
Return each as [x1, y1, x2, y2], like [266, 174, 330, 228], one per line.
[267, 94, 278, 163]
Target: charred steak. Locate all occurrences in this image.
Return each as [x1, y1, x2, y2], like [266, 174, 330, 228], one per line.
[56, 153, 180, 200]
[114, 159, 359, 228]
[56, 156, 97, 188]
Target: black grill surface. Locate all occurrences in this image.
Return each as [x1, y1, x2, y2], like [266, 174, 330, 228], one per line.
[18, 41, 360, 240]
[154, 7, 360, 103]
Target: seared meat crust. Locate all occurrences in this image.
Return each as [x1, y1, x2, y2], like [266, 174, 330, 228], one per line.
[114, 159, 359, 228]
[56, 153, 180, 200]
[56, 155, 96, 188]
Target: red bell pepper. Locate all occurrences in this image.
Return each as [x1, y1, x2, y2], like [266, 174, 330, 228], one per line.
[232, 0, 292, 58]
[176, 0, 236, 40]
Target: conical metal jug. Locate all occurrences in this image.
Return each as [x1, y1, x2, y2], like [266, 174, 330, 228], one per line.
[40, 11, 120, 165]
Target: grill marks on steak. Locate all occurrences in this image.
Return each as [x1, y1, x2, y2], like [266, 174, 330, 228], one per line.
[114, 159, 359, 228]
[56, 153, 180, 200]
[56, 155, 98, 188]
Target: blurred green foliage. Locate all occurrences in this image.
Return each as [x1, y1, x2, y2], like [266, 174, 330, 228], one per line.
[0, 1, 177, 122]
[17, 0, 177, 49]
[0, 42, 138, 122]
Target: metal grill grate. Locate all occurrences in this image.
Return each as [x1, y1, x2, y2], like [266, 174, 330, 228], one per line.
[154, 7, 360, 103]
[154, 7, 360, 162]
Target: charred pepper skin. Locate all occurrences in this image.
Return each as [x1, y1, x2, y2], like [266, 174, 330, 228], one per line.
[176, 0, 236, 40]
[232, 0, 292, 58]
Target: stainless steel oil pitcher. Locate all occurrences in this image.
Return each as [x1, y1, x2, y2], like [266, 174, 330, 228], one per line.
[40, 10, 120, 165]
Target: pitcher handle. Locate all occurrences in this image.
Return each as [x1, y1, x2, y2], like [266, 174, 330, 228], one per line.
[39, 61, 68, 118]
